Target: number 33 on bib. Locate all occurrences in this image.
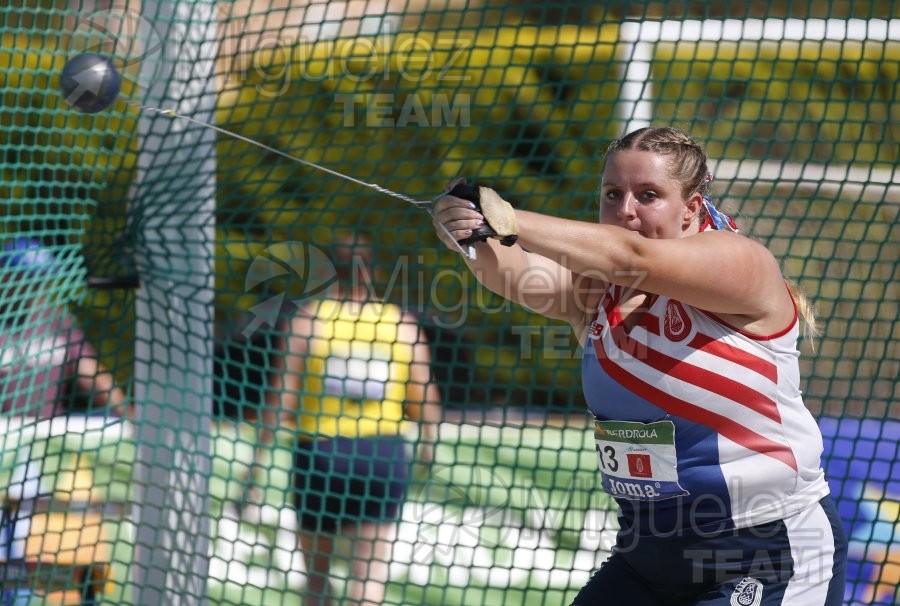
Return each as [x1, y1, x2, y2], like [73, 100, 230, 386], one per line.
[594, 420, 689, 501]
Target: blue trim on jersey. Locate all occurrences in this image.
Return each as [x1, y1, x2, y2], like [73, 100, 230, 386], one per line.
[583, 339, 733, 535]
[582, 339, 662, 422]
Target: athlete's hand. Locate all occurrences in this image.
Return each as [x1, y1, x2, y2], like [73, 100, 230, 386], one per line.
[416, 442, 435, 465]
[433, 179, 518, 250]
[411, 441, 436, 481]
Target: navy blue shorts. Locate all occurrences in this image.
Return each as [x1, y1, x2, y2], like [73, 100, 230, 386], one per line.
[571, 496, 847, 606]
[293, 435, 409, 533]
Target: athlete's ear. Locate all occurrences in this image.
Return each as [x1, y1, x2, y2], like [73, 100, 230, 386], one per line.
[683, 193, 702, 229]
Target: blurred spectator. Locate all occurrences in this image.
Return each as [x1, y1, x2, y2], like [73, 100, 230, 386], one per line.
[249, 233, 441, 606]
[0, 237, 130, 420]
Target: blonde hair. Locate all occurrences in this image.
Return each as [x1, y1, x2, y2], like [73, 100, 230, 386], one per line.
[785, 278, 820, 349]
[605, 126, 710, 200]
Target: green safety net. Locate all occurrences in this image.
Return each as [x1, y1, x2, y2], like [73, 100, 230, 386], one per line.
[0, 1, 897, 605]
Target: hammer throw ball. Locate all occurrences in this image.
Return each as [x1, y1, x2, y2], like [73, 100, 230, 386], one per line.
[59, 53, 122, 113]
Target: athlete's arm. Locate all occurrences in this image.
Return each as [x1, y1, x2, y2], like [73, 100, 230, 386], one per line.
[512, 211, 794, 334]
[400, 316, 441, 464]
[262, 314, 310, 439]
[246, 314, 309, 496]
[433, 197, 584, 329]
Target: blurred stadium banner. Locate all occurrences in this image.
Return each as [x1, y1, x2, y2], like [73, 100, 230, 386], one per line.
[820, 417, 899, 606]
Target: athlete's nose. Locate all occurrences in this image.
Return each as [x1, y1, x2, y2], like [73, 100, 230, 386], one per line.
[617, 194, 637, 222]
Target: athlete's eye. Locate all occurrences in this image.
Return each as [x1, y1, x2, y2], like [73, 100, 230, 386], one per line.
[599, 190, 620, 205]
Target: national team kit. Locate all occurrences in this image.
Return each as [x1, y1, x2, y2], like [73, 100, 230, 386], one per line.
[574, 285, 847, 606]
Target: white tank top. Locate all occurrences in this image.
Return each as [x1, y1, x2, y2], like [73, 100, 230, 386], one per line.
[582, 285, 830, 533]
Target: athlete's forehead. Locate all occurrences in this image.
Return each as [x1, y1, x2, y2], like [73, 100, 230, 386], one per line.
[600, 149, 676, 189]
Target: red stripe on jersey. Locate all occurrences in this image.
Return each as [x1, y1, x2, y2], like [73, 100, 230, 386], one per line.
[601, 290, 617, 315]
[594, 340, 798, 471]
[641, 313, 660, 335]
[607, 321, 783, 424]
[608, 300, 781, 423]
[688, 332, 778, 383]
[605, 288, 660, 336]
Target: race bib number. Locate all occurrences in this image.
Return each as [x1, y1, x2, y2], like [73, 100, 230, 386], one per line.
[594, 420, 689, 501]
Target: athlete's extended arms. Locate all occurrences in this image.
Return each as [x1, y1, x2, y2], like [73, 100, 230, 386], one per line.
[434, 191, 793, 335]
[432, 194, 586, 330]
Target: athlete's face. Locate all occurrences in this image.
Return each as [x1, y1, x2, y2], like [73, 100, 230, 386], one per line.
[598, 149, 701, 239]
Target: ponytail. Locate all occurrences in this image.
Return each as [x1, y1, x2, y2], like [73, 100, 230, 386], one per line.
[786, 278, 819, 349]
